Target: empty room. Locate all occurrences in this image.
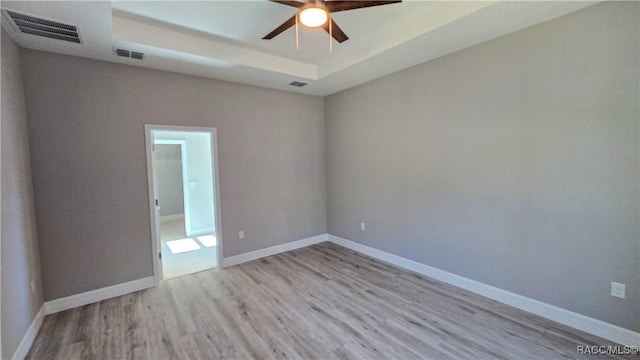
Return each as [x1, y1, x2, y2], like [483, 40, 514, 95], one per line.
[1, 1, 638, 359]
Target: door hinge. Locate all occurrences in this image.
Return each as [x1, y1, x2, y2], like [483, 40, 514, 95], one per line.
[152, 143, 155, 151]
[159, 252, 162, 259]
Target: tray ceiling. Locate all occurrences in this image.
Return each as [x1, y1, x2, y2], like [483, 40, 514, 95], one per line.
[1, 1, 598, 95]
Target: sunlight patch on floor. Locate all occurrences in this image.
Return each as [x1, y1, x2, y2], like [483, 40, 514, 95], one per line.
[167, 238, 201, 254]
[197, 235, 217, 247]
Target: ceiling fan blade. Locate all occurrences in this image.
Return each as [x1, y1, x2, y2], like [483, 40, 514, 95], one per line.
[263, 15, 297, 39]
[325, 1, 401, 13]
[270, 0, 305, 8]
[323, 18, 349, 43]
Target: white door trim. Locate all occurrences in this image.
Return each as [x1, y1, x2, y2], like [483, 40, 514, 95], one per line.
[144, 124, 224, 285]
[153, 139, 192, 236]
[144, 126, 162, 285]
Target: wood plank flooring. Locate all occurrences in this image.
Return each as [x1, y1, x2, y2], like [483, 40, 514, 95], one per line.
[27, 242, 631, 359]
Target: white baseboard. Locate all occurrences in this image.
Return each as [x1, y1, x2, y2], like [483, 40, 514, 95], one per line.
[222, 234, 328, 268]
[160, 214, 185, 222]
[327, 234, 640, 347]
[186, 227, 215, 237]
[11, 305, 45, 360]
[44, 276, 155, 315]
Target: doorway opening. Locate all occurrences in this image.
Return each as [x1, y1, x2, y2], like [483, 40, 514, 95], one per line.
[145, 125, 223, 282]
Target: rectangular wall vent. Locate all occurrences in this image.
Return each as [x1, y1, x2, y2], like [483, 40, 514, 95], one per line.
[4, 9, 80, 43]
[116, 48, 130, 58]
[289, 81, 308, 87]
[114, 47, 144, 60]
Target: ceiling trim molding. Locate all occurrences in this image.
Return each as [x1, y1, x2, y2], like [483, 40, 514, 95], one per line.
[112, 10, 318, 80]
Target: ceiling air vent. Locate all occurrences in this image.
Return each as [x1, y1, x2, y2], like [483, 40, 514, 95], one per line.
[3, 9, 80, 43]
[289, 81, 307, 87]
[114, 47, 144, 60]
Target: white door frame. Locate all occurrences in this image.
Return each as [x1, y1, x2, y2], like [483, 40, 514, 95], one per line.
[153, 139, 192, 236]
[145, 124, 224, 285]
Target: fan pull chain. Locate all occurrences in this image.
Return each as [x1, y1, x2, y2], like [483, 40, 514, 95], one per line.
[329, 16, 333, 53]
[295, 14, 299, 51]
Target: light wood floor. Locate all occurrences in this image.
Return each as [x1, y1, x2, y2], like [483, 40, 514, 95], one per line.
[27, 242, 628, 360]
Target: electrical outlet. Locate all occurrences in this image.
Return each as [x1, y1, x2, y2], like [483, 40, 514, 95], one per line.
[360, 222, 366, 231]
[239, 230, 245, 240]
[611, 282, 625, 299]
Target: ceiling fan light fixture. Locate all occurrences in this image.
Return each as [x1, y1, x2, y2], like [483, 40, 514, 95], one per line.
[299, 7, 328, 28]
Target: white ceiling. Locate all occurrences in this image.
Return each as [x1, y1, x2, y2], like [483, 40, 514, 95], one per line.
[1, 0, 598, 96]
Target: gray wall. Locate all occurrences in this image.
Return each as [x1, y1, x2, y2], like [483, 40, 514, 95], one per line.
[21, 51, 326, 301]
[1, 29, 44, 359]
[154, 144, 185, 217]
[326, 1, 639, 331]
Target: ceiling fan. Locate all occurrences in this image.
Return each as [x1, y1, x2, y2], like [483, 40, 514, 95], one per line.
[263, 0, 402, 44]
